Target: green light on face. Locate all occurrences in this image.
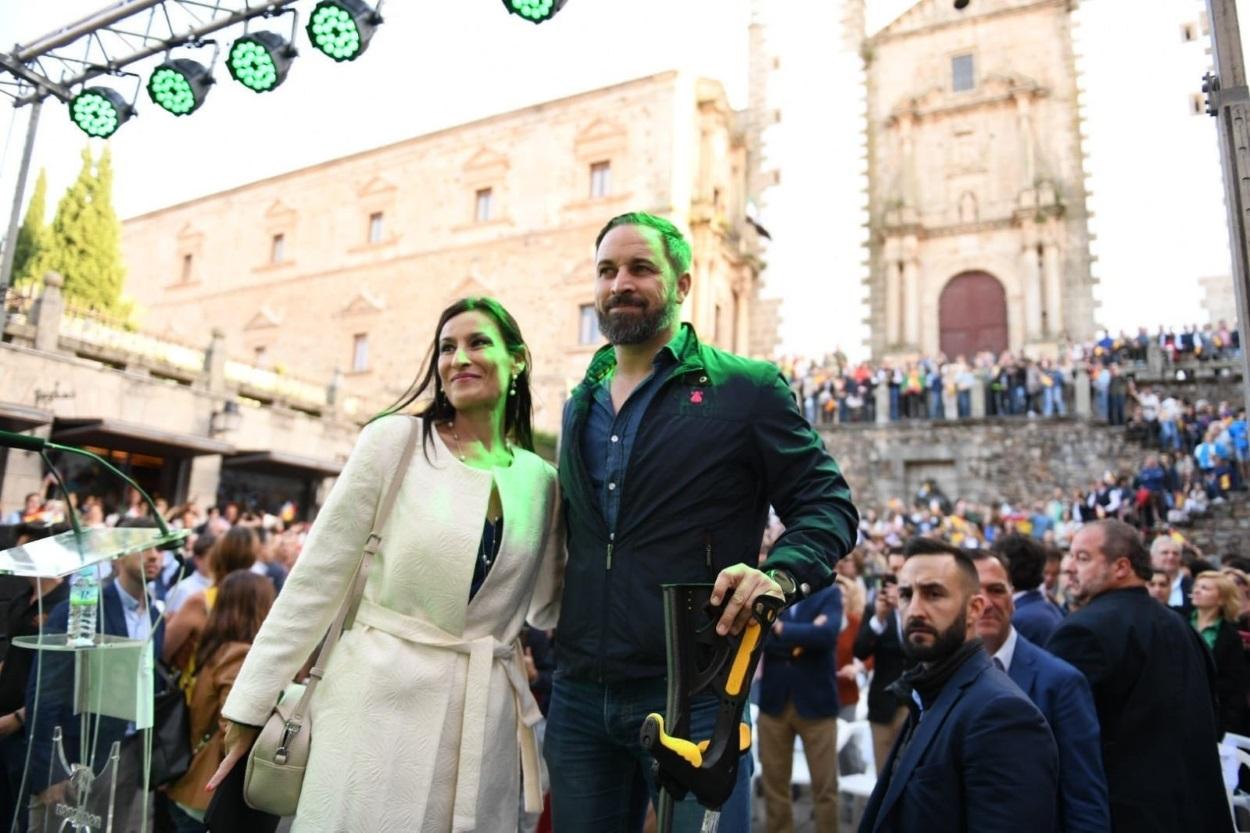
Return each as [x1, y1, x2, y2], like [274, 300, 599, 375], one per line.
[69, 88, 129, 138]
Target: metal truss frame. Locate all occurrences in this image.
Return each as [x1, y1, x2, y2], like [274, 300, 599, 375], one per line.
[0, 0, 298, 295]
[0, 0, 298, 106]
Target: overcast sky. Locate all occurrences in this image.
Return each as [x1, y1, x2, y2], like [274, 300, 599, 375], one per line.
[0, 0, 1242, 358]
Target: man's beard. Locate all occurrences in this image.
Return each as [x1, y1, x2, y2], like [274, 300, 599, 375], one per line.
[598, 291, 678, 345]
[902, 612, 968, 663]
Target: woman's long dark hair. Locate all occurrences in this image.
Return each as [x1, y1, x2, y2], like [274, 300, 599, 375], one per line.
[375, 296, 534, 457]
[208, 525, 258, 583]
[195, 570, 275, 670]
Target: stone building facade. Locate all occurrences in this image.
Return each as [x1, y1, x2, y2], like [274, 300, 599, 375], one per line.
[1, 275, 357, 520]
[861, 0, 1097, 360]
[1201, 273, 1238, 327]
[119, 72, 769, 434]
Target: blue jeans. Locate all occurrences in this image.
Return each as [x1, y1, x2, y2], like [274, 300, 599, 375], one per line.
[1042, 386, 1057, 416]
[1108, 394, 1126, 425]
[957, 390, 971, 418]
[544, 674, 753, 833]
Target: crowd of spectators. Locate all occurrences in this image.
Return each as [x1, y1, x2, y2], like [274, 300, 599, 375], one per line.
[0, 491, 559, 833]
[3, 318, 1248, 830]
[0, 493, 306, 832]
[777, 321, 1242, 426]
[756, 488, 1249, 828]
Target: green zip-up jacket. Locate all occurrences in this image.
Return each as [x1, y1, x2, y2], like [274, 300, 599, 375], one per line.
[557, 324, 858, 683]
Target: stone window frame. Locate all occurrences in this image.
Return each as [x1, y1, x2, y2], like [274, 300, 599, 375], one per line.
[172, 224, 203, 287]
[951, 53, 976, 94]
[350, 332, 370, 375]
[255, 200, 297, 273]
[270, 233, 286, 265]
[577, 302, 598, 346]
[475, 187, 494, 223]
[352, 177, 399, 252]
[589, 161, 612, 200]
[456, 147, 511, 231]
[564, 119, 632, 215]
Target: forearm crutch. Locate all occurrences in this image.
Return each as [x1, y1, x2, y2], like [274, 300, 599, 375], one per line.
[640, 583, 784, 833]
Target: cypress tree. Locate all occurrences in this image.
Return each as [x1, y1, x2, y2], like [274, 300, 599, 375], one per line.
[45, 147, 126, 314]
[11, 168, 49, 289]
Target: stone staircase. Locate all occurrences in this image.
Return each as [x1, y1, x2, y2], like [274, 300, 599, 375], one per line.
[1108, 417, 1250, 558]
[1175, 494, 1250, 559]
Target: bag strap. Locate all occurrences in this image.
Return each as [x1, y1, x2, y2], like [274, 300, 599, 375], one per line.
[284, 417, 421, 732]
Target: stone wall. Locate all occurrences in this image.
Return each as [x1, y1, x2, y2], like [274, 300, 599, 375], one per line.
[1122, 362, 1245, 410]
[818, 417, 1147, 512]
[817, 404, 1250, 560]
[1180, 499, 1250, 560]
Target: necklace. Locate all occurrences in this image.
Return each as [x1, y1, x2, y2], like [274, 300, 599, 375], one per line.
[481, 516, 503, 572]
[445, 420, 513, 465]
[447, 421, 468, 462]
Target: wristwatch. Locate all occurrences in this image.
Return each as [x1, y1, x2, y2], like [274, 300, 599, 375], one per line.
[766, 569, 800, 605]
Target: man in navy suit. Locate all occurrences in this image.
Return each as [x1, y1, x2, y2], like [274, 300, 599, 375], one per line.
[25, 519, 167, 833]
[1048, 520, 1230, 832]
[968, 549, 1110, 833]
[858, 538, 1057, 833]
[757, 582, 843, 833]
[994, 534, 1065, 646]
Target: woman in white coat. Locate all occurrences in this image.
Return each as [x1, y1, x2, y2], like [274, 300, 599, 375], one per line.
[208, 297, 564, 832]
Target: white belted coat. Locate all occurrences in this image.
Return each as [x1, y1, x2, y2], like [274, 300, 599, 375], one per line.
[222, 415, 564, 832]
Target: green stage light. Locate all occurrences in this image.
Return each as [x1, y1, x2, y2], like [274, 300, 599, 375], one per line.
[503, 0, 569, 24]
[307, 0, 382, 62]
[147, 59, 214, 116]
[228, 32, 296, 93]
[69, 87, 134, 138]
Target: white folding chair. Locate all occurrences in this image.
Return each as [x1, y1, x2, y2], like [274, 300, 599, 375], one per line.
[1221, 732, 1250, 832]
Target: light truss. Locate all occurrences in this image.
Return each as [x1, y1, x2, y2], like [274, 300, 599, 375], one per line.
[0, 0, 298, 106]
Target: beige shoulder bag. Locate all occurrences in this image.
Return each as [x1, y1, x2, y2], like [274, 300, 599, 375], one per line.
[243, 417, 420, 816]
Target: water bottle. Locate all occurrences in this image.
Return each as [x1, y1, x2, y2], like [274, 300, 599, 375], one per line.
[67, 568, 99, 648]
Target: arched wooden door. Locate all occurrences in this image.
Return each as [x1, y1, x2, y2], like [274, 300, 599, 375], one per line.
[939, 271, 1008, 359]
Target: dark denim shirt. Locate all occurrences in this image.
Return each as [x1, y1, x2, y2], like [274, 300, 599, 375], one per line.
[580, 330, 685, 534]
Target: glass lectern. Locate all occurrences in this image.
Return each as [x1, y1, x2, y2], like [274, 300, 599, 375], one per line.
[0, 429, 188, 833]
